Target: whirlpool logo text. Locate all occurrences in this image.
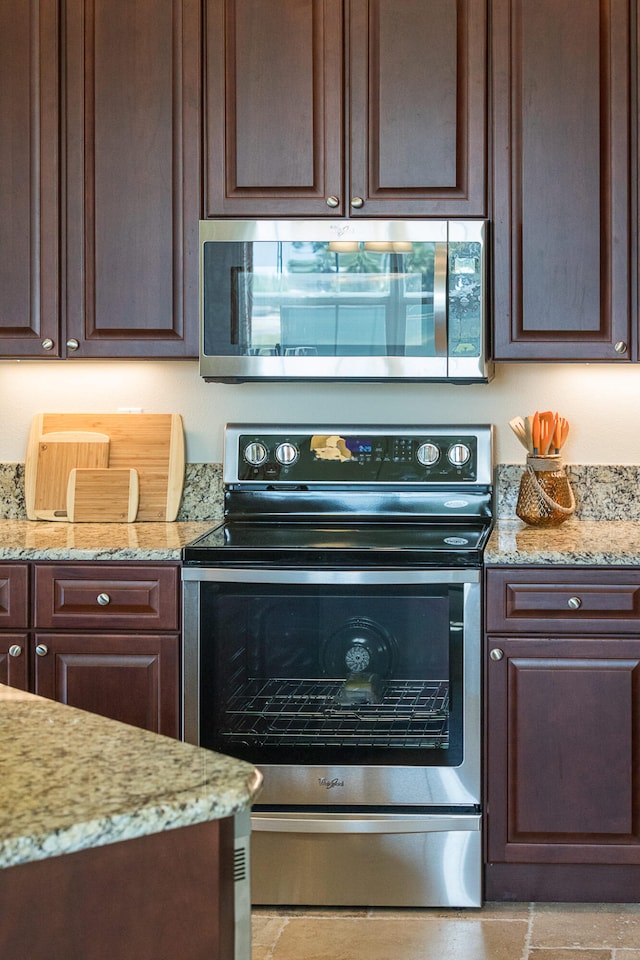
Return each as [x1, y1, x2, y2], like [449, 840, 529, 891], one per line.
[318, 777, 345, 790]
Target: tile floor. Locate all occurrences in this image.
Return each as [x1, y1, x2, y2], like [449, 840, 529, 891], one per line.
[252, 903, 640, 960]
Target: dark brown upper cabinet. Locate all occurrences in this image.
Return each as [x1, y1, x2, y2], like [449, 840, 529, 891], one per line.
[0, 1, 59, 356]
[491, 0, 633, 361]
[204, 0, 487, 218]
[0, 0, 200, 360]
[64, 0, 201, 358]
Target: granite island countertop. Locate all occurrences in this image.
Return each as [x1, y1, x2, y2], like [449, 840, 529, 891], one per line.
[0, 684, 262, 869]
[0, 519, 213, 561]
[486, 519, 640, 566]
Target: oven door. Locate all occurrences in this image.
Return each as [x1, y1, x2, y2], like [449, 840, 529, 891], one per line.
[182, 567, 480, 808]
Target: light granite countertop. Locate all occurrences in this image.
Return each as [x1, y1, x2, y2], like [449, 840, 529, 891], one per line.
[0, 519, 212, 561]
[0, 684, 262, 869]
[486, 519, 640, 566]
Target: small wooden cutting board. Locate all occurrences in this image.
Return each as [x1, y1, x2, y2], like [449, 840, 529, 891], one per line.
[26, 431, 111, 520]
[66, 468, 140, 523]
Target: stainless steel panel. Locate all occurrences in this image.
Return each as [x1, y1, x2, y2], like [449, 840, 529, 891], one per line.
[250, 815, 482, 907]
[199, 219, 449, 244]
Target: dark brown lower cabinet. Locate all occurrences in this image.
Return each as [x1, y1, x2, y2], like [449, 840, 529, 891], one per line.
[485, 566, 640, 901]
[0, 562, 180, 738]
[0, 818, 235, 960]
[33, 633, 179, 736]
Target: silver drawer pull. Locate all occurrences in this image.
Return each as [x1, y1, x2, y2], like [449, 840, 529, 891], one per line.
[8, 644, 22, 658]
[97, 593, 111, 606]
[35, 644, 48, 657]
[567, 596, 582, 610]
[490, 648, 504, 661]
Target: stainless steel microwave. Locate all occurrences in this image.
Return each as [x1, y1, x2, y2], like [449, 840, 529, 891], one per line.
[199, 220, 493, 383]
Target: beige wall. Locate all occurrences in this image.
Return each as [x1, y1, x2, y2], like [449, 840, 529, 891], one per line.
[0, 359, 635, 465]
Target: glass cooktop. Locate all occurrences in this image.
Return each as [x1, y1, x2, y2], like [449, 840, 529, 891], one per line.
[183, 519, 492, 568]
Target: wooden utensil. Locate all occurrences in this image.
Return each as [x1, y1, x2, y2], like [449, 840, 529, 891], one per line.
[508, 416, 529, 449]
[25, 431, 111, 520]
[525, 415, 534, 455]
[66, 468, 139, 522]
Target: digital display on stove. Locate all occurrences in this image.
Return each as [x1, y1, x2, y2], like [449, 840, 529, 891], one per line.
[345, 437, 372, 454]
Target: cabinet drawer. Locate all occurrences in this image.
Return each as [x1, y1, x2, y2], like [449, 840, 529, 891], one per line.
[34, 564, 179, 630]
[0, 564, 29, 628]
[486, 567, 640, 633]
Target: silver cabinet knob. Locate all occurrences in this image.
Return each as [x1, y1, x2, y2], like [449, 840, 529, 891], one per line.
[66, 338, 80, 351]
[97, 593, 111, 606]
[614, 341, 628, 354]
[35, 644, 49, 657]
[567, 596, 582, 610]
[42, 338, 55, 351]
[8, 645, 22, 658]
[350, 197, 364, 208]
[490, 648, 504, 661]
[326, 196, 340, 208]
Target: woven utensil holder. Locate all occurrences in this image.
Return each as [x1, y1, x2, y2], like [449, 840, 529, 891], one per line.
[515, 455, 575, 527]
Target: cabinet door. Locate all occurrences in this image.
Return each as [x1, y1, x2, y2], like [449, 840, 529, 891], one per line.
[348, 0, 487, 216]
[486, 635, 640, 864]
[33, 633, 179, 737]
[0, 564, 29, 629]
[0, 635, 29, 690]
[204, 0, 344, 216]
[63, 0, 200, 358]
[0, 1, 59, 357]
[492, 0, 632, 360]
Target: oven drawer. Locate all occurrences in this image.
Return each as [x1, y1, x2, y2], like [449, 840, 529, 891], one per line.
[34, 564, 179, 630]
[485, 567, 640, 633]
[251, 810, 481, 907]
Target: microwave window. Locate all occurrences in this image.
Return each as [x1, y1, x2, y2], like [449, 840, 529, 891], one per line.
[203, 240, 460, 358]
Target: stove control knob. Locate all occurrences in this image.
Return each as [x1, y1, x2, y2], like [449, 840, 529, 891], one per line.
[448, 443, 471, 467]
[416, 442, 440, 466]
[275, 442, 298, 466]
[244, 441, 268, 466]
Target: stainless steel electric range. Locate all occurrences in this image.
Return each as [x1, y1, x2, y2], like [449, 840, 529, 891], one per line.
[182, 424, 494, 908]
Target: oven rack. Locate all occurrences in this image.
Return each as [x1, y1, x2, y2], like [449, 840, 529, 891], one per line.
[221, 677, 450, 748]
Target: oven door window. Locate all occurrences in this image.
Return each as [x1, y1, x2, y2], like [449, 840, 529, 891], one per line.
[199, 583, 464, 767]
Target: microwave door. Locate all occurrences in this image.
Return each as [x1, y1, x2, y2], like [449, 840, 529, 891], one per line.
[385, 243, 447, 359]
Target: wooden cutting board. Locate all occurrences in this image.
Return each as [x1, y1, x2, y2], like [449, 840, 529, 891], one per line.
[25, 431, 111, 520]
[66, 468, 140, 522]
[25, 413, 185, 521]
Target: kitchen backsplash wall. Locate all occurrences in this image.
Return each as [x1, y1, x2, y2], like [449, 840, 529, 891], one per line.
[3, 359, 640, 468]
[0, 463, 224, 523]
[0, 460, 636, 522]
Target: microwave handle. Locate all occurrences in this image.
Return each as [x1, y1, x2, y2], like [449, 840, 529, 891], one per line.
[433, 241, 448, 356]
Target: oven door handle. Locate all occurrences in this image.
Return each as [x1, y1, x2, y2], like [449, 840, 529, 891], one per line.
[251, 812, 480, 834]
